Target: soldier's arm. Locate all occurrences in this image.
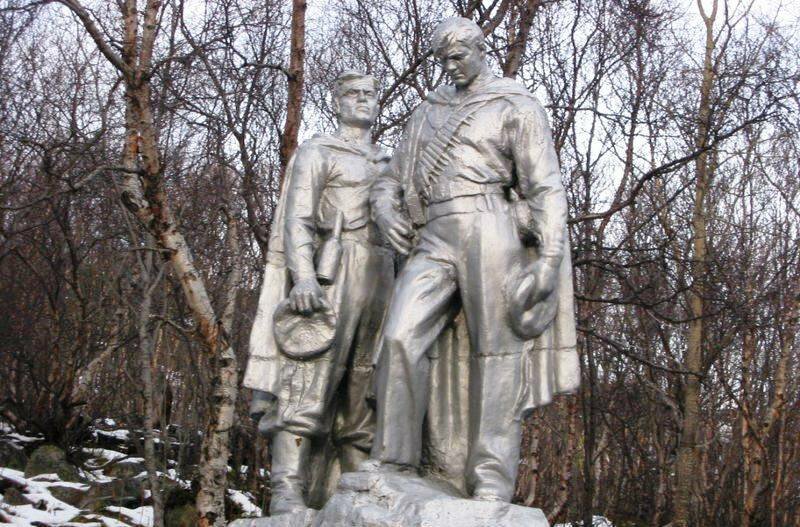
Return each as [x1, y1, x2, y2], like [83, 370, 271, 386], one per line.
[370, 132, 413, 254]
[509, 97, 568, 294]
[284, 142, 326, 283]
[370, 144, 405, 222]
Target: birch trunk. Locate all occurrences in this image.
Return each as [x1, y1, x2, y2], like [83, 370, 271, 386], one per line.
[673, 2, 717, 525]
[59, 0, 240, 523]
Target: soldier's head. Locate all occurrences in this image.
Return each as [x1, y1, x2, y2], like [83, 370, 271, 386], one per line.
[431, 17, 488, 89]
[333, 70, 379, 128]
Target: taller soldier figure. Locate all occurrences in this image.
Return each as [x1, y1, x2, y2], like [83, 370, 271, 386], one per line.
[244, 71, 393, 514]
[370, 18, 580, 502]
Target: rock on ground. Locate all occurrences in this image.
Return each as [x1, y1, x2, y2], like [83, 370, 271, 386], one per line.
[230, 469, 549, 527]
[0, 440, 29, 470]
[24, 444, 81, 482]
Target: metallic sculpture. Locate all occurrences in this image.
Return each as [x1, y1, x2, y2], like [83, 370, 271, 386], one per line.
[239, 18, 580, 526]
[243, 71, 394, 515]
[369, 17, 580, 502]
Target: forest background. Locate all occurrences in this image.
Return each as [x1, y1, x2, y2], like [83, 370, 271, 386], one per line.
[1, 0, 798, 526]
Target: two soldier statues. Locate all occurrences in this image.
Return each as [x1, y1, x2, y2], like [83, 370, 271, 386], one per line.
[243, 17, 579, 517]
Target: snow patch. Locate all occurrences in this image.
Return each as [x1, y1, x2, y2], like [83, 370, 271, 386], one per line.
[227, 489, 262, 517]
[117, 457, 145, 465]
[84, 512, 141, 527]
[106, 505, 153, 527]
[0, 467, 82, 526]
[555, 516, 615, 527]
[83, 448, 128, 462]
[3, 433, 42, 444]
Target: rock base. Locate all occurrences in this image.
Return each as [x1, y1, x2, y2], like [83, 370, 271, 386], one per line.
[231, 469, 549, 527]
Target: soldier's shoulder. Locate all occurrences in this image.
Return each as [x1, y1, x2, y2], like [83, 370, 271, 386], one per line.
[298, 134, 341, 155]
[426, 85, 456, 105]
[489, 78, 543, 107]
[495, 85, 549, 125]
[305, 133, 338, 147]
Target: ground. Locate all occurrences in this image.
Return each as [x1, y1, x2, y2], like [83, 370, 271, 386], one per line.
[0, 420, 262, 527]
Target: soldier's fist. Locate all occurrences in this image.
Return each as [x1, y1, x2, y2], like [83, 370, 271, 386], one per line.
[289, 278, 327, 315]
[376, 208, 414, 255]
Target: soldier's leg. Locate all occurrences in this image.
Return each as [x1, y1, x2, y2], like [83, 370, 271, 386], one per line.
[335, 358, 373, 473]
[457, 210, 527, 500]
[372, 251, 458, 467]
[465, 355, 524, 501]
[332, 244, 394, 471]
[270, 244, 369, 511]
[269, 430, 312, 515]
[334, 323, 379, 472]
[277, 243, 365, 435]
[334, 310, 383, 473]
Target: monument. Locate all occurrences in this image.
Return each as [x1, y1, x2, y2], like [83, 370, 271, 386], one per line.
[236, 16, 579, 527]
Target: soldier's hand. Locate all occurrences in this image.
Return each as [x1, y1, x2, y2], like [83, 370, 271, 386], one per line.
[289, 278, 327, 315]
[528, 259, 559, 305]
[376, 209, 414, 255]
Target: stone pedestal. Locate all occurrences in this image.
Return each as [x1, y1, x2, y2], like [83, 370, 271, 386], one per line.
[230, 469, 549, 527]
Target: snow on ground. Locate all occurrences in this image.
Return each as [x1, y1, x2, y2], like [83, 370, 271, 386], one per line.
[2, 434, 41, 445]
[555, 516, 615, 527]
[82, 448, 128, 462]
[82, 513, 135, 527]
[163, 469, 191, 489]
[79, 448, 133, 484]
[78, 467, 114, 484]
[105, 506, 153, 527]
[117, 458, 145, 465]
[82, 513, 136, 527]
[0, 466, 154, 527]
[227, 489, 262, 517]
[1, 421, 262, 526]
[0, 423, 43, 447]
[0, 467, 82, 526]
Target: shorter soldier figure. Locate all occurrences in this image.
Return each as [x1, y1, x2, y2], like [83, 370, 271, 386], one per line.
[244, 71, 393, 514]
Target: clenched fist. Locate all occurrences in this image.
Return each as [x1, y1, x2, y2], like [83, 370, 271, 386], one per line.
[375, 208, 414, 255]
[289, 278, 328, 315]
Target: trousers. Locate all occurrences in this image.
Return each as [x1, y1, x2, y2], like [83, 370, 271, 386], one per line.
[274, 236, 393, 450]
[372, 198, 528, 500]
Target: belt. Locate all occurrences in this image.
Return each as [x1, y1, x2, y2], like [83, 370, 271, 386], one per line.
[425, 194, 510, 222]
[322, 223, 383, 247]
[424, 180, 505, 204]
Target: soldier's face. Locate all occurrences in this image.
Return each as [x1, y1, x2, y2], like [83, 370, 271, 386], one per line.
[336, 79, 378, 128]
[436, 42, 485, 88]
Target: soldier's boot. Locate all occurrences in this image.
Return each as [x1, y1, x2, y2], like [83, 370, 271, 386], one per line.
[269, 431, 311, 516]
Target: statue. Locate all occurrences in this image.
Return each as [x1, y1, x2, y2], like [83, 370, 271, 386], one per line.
[232, 19, 580, 527]
[242, 71, 394, 516]
[368, 17, 580, 503]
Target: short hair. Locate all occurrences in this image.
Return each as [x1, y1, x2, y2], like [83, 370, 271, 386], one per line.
[431, 17, 485, 54]
[333, 70, 379, 100]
